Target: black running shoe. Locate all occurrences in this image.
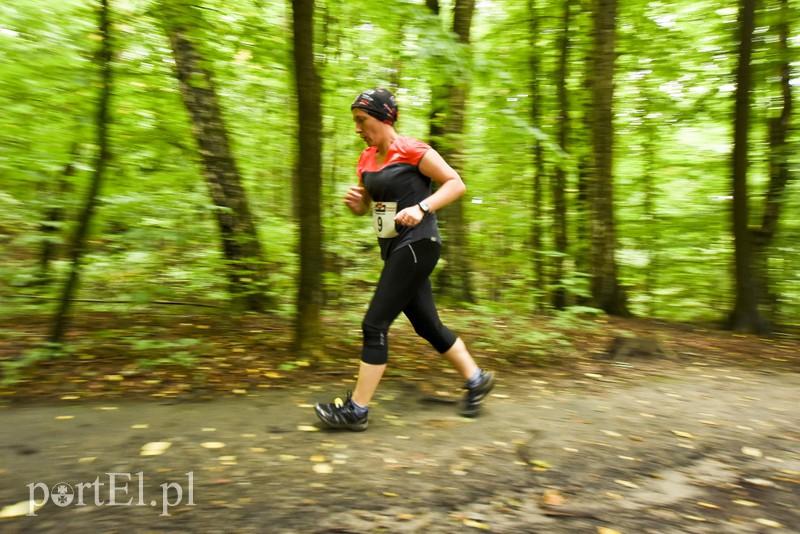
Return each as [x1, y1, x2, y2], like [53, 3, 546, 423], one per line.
[462, 370, 495, 417]
[314, 391, 369, 431]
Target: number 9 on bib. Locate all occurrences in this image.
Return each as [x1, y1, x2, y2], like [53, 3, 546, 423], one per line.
[373, 202, 399, 238]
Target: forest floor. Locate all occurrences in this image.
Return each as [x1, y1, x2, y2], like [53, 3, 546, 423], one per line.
[0, 313, 798, 533]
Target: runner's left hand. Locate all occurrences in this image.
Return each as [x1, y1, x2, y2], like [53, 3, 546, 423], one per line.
[394, 205, 424, 227]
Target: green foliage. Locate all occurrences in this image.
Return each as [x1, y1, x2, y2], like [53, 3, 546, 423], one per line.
[0, 342, 73, 386]
[0, 0, 798, 351]
[450, 303, 599, 365]
[130, 337, 201, 369]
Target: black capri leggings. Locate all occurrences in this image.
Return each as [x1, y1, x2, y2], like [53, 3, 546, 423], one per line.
[361, 238, 458, 365]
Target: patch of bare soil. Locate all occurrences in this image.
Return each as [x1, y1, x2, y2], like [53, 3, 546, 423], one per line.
[0, 341, 798, 532]
[1, 314, 798, 532]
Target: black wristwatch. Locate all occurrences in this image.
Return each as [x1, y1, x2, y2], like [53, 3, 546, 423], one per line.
[418, 201, 431, 216]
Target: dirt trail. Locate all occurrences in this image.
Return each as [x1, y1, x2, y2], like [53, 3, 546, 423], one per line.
[1, 359, 798, 533]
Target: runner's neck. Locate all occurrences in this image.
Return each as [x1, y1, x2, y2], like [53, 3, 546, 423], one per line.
[374, 134, 399, 166]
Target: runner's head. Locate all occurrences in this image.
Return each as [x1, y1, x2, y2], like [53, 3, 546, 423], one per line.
[351, 88, 398, 125]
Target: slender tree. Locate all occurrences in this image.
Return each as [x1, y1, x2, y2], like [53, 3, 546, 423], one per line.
[37, 142, 77, 286]
[751, 0, 793, 323]
[641, 116, 659, 315]
[552, 0, 573, 310]
[51, 0, 112, 343]
[427, 0, 447, 145]
[159, 0, 268, 312]
[529, 0, 546, 313]
[728, 0, 767, 333]
[291, 0, 324, 354]
[572, 0, 594, 305]
[427, 0, 476, 303]
[587, 0, 630, 316]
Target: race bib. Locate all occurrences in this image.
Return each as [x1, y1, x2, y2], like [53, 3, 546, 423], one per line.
[372, 202, 399, 238]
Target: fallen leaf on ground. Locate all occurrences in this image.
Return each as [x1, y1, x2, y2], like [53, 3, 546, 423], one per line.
[200, 442, 226, 449]
[463, 518, 490, 530]
[312, 463, 333, 474]
[744, 478, 776, 488]
[0, 500, 44, 518]
[542, 490, 565, 507]
[741, 447, 763, 457]
[141, 441, 172, 456]
[670, 430, 694, 439]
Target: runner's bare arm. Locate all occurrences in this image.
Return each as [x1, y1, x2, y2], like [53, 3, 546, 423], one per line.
[344, 185, 372, 216]
[395, 148, 465, 226]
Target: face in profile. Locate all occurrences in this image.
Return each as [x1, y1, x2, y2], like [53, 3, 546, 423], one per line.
[352, 108, 385, 147]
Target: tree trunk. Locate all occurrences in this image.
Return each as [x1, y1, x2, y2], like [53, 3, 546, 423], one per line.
[642, 121, 659, 315]
[529, 0, 546, 313]
[728, 0, 767, 334]
[160, 0, 268, 312]
[751, 0, 792, 323]
[587, 0, 630, 316]
[291, 0, 324, 355]
[428, 0, 476, 303]
[574, 166, 590, 305]
[573, 0, 594, 306]
[552, 0, 572, 311]
[51, 0, 112, 344]
[36, 142, 77, 286]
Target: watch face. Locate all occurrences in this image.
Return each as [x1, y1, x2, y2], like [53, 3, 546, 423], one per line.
[420, 202, 429, 213]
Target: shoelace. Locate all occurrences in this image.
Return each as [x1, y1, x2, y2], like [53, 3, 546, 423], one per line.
[326, 391, 353, 412]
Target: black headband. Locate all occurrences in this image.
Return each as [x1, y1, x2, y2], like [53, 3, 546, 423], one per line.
[351, 88, 398, 125]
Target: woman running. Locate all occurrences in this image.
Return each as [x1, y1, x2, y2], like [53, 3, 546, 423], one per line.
[315, 88, 494, 431]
